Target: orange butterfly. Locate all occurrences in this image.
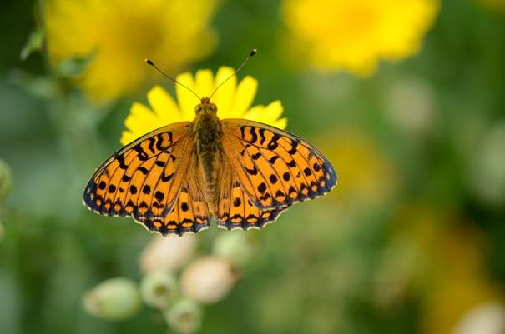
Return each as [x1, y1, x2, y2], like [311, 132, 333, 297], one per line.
[83, 52, 337, 236]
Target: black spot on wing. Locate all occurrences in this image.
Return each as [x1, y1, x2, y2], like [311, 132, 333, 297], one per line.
[161, 172, 174, 182]
[116, 154, 127, 170]
[137, 166, 149, 175]
[259, 128, 266, 145]
[217, 205, 290, 230]
[133, 144, 149, 162]
[249, 127, 258, 143]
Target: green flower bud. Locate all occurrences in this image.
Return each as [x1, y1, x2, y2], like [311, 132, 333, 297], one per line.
[181, 257, 237, 304]
[454, 302, 505, 334]
[468, 123, 505, 205]
[165, 300, 201, 334]
[140, 270, 177, 308]
[212, 231, 254, 265]
[82, 277, 142, 321]
[0, 159, 12, 202]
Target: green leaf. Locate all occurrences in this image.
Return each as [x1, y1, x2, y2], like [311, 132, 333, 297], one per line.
[20, 30, 44, 61]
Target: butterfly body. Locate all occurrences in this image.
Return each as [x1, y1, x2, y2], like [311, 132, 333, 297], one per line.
[193, 97, 223, 215]
[83, 97, 337, 236]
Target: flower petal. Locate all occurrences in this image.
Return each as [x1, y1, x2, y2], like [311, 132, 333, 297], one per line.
[272, 118, 287, 130]
[47, 0, 218, 104]
[125, 103, 160, 133]
[121, 102, 160, 145]
[120, 131, 137, 146]
[243, 105, 265, 122]
[121, 67, 289, 146]
[281, 0, 438, 76]
[148, 86, 183, 124]
[262, 101, 285, 124]
[230, 76, 258, 118]
[243, 100, 286, 129]
[213, 67, 236, 118]
[195, 69, 215, 98]
[175, 72, 198, 121]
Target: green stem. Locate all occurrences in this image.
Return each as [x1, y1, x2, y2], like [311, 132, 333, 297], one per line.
[37, 0, 52, 75]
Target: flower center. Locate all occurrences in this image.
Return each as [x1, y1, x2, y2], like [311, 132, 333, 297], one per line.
[336, 3, 377, 40]
[107, 12, 163, 60]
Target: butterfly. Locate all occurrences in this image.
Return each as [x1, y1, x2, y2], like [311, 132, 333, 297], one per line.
[83, 53, 337, 236]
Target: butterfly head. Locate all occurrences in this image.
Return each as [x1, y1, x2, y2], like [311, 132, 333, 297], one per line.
[195, 97, 217, 115]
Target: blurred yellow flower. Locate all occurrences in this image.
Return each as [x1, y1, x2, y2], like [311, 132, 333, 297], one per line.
[121, 67, 287, 145]
[423, 226, 501, 334]
[320, 129, 398, 207]
[389, 205, 502, 334]
[281, 0, 439, 75]
[45, 0, 218, 103]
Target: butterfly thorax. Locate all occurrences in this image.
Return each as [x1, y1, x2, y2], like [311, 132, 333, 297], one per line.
[193, 97, 223, 215]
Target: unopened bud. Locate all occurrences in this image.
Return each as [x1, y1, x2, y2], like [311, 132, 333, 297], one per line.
[140, 235, 196, 273]
[141, 270, 177, 308]
[213, 231, 253, 265]
[82, 277, 142, 321]
[165, 300, 201, 334]
[180, 257, 237, 304]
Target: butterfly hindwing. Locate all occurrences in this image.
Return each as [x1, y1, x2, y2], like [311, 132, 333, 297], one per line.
[133, 153, 212, 236]
[83, 122, 193, 221]
[221, 119, 337, 209]
[218, 164, 291, 230]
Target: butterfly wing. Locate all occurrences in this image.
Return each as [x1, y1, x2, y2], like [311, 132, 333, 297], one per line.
[220, 119, 337, 210]
[83, 122, 194, 222]
[84, 118, 337, 234]
[218, 160, 291, 230]
[135, 154, 212, 236]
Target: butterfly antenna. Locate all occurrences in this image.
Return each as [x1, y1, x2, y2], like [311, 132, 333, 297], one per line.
[144, 58, 201, 101]
[209, 48, 257, 99]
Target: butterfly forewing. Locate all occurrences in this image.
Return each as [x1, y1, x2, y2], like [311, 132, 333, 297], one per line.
[221, 119, 337, 210]
[83, 122, 193, 221]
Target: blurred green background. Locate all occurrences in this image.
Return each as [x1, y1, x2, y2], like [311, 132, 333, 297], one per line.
[1, 0, 505, 333]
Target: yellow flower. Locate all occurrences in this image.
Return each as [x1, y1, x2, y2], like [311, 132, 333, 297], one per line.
[281, 0, 439, 75]
[320, 129, 398, 208]
[389, 205, 502, 334]
[45, 0, 218, 103]
[121, 67, 287, 145]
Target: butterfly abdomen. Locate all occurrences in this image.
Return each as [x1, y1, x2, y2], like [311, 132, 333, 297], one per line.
[193, 112, 224, 215]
